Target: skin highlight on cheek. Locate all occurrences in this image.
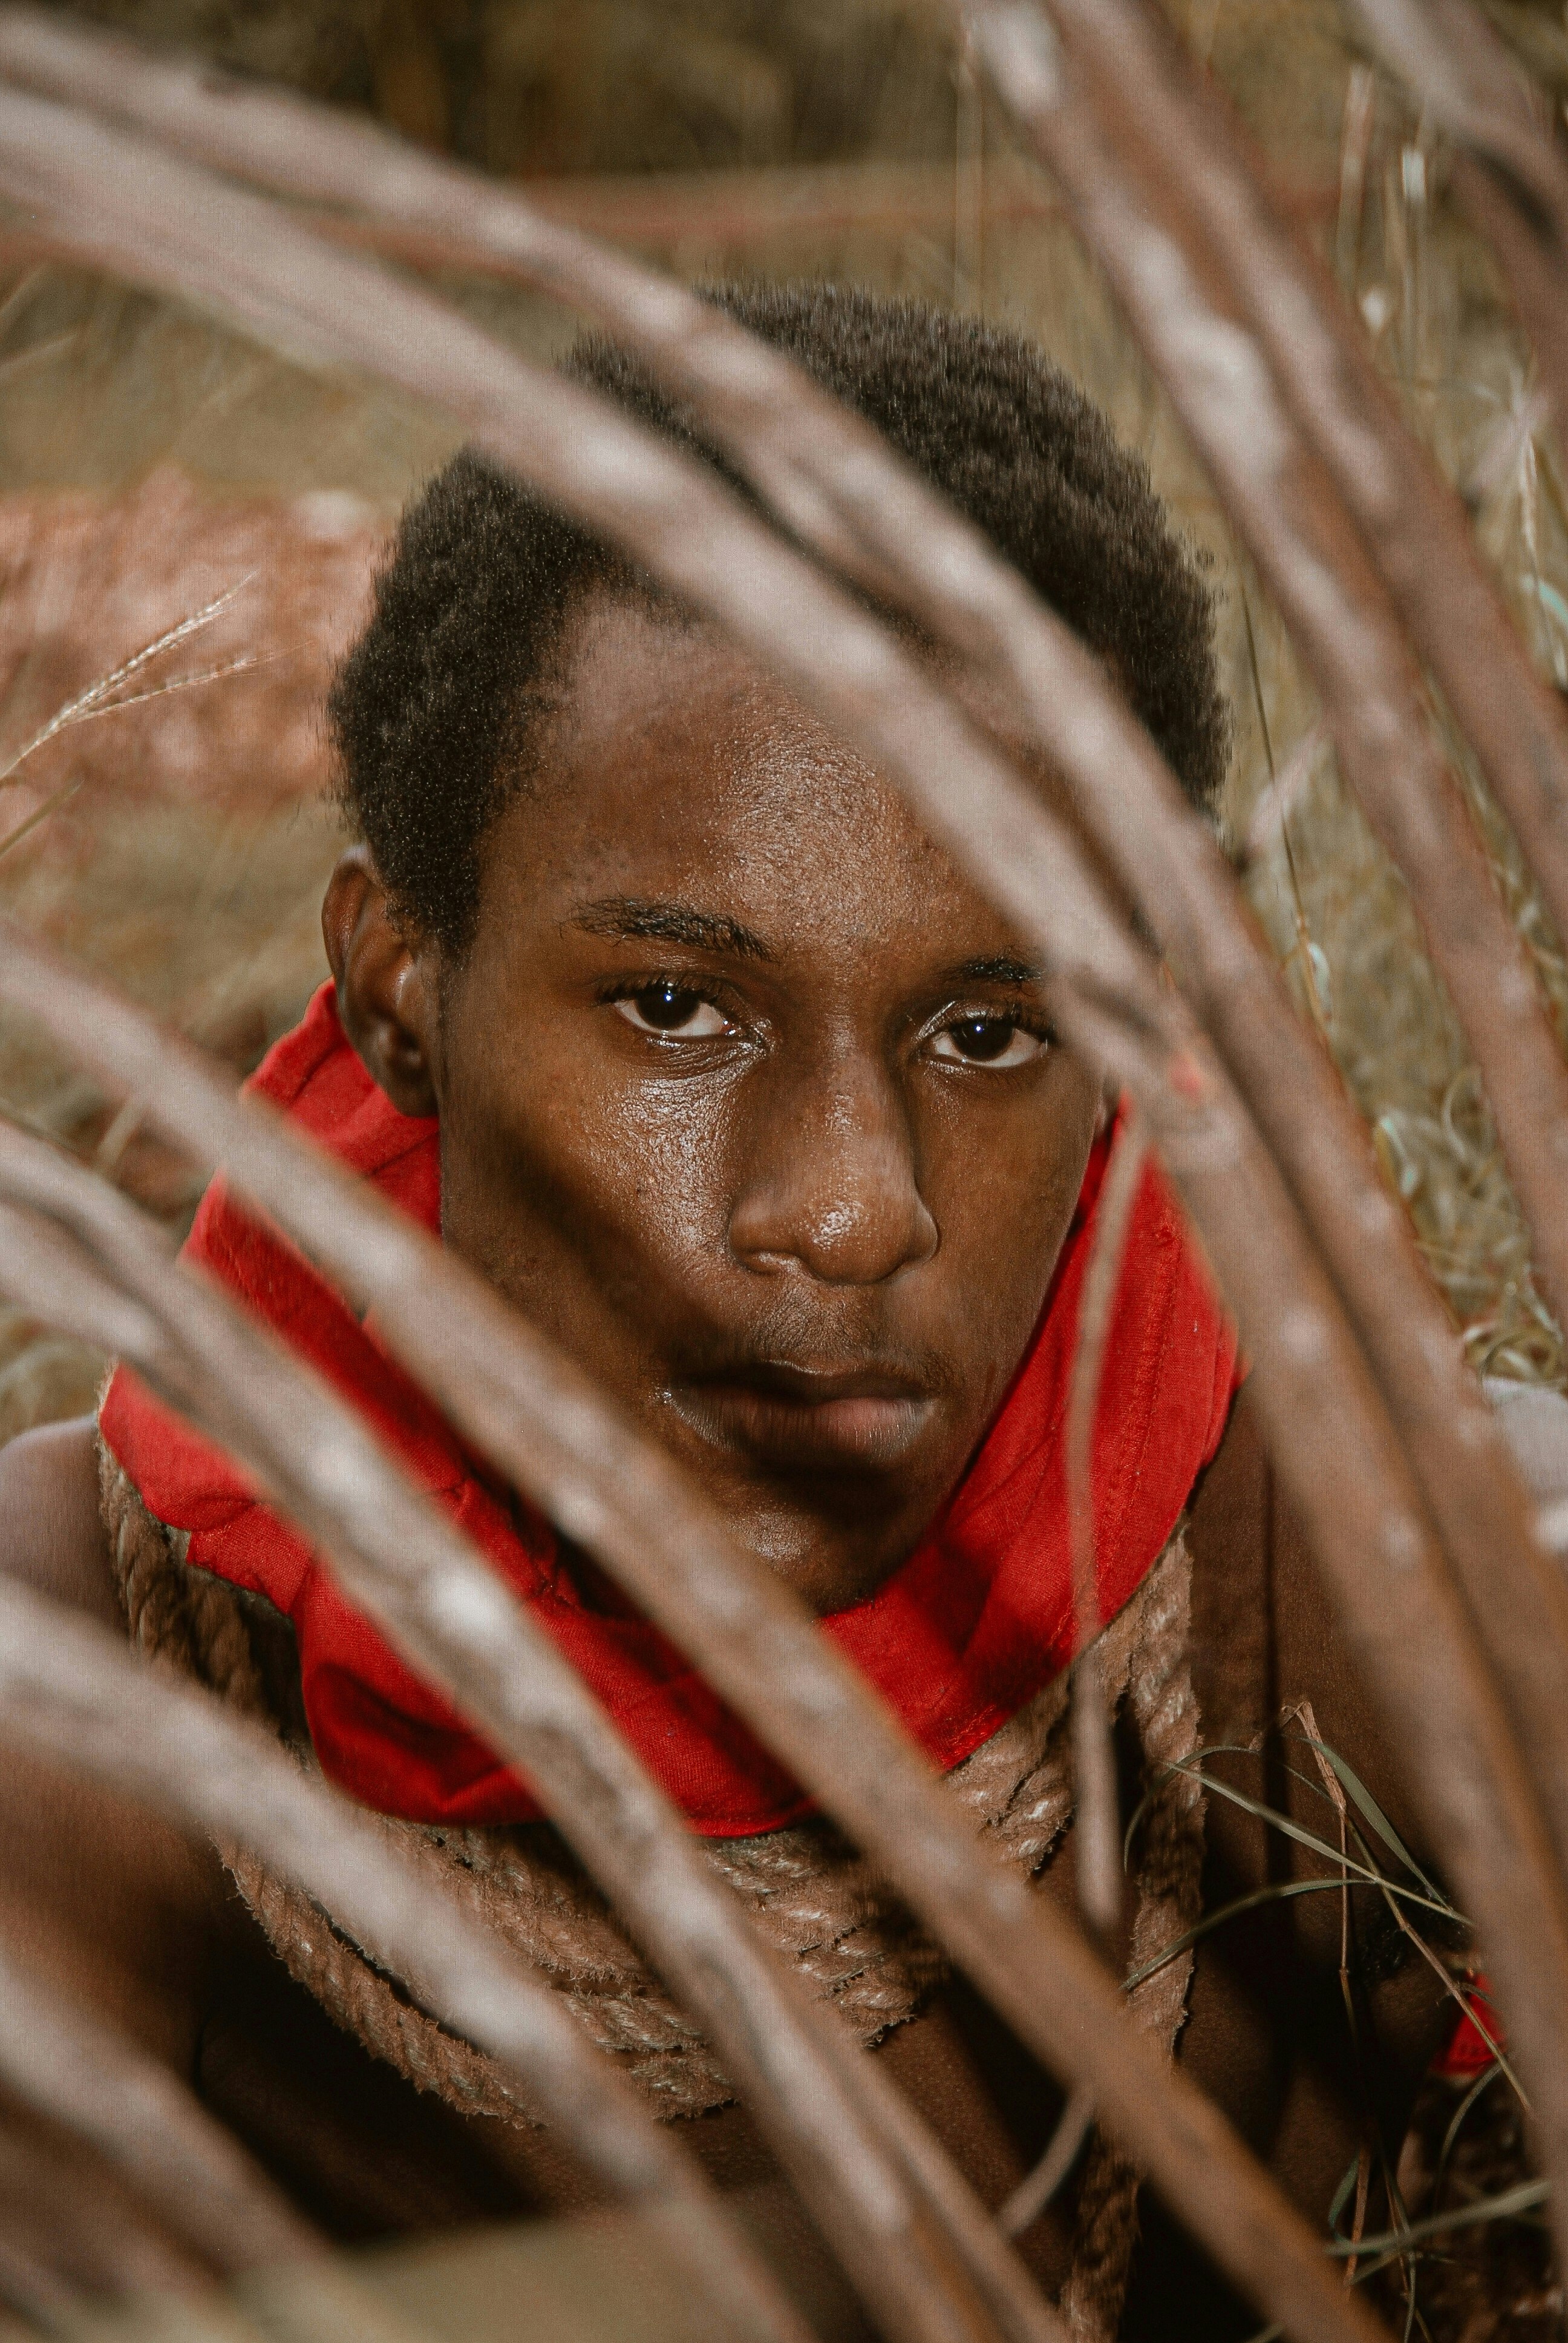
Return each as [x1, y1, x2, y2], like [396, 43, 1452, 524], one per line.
[341, 597, 1100, 1614]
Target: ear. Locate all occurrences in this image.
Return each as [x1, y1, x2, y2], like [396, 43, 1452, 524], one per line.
[322, 847, 440, 1118]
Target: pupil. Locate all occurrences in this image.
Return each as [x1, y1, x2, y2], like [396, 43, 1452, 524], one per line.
[955, 1018, 1013, 1061]
[639, 984, 697, 1030]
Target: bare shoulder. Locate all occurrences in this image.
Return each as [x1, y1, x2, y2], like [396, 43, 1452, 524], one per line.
[0, 1417, 229, 2075]
[1119, 1390, 1457, 2335]
[0, 1413, 119, 1624]
[1183, 1387, 1442, 1965]
[1184, 1384, 1408, 1804]
[1187, 1378, 1568, 1846]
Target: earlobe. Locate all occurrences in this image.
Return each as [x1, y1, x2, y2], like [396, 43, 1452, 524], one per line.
[322, 848, 440, 1119]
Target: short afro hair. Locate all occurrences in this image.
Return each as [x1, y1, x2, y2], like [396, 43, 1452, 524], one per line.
[330, 282, 1229, 952]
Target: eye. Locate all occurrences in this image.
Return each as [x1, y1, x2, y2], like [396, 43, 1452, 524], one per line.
[613, 983, 734, 1040]
[929, 1016, 1047, 1068]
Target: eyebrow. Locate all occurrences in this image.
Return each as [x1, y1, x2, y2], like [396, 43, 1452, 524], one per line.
[569, 896, 774, 962]
[947, 954, 1048, 987]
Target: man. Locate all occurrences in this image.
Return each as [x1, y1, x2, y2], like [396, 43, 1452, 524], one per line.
[0, 286, 1480, 2336]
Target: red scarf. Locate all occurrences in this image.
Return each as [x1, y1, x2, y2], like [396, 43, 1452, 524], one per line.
[100, 983, 1238, 1837]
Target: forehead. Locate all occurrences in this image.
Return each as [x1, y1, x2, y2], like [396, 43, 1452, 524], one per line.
[480, 597, 1022, 966]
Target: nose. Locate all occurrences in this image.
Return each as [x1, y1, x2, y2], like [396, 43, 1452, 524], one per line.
[728, 1044, 938, 1286]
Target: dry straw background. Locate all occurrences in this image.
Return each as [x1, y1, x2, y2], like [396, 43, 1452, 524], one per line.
[1, 0, 1565, 1426]
[2, 4, 1568, 2333]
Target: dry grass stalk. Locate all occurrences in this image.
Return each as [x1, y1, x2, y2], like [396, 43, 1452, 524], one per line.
[1002, 1104, 1152, 2250]
[0, 958, 1417, 2343]
[0, 8, 1552, 1608]
[0, 9, 1564, 2333]
[0, 940, 1462, 2343]
[997, 2086, 1097, 2244]
[961, 0, 1568, 1368]
[1009, 0, 1568, 960]
[0, 74, 1555, 2341]
[0, 1574, 818, 2343]
[8, 14, 1565, 2001]
[0, 1119, 1050, 2343]
[0, 582, 270, 902]
[0, 1934, 321, 2279]
[1347, 0, 1568, 438]
[1, 0, 1558, 1716]
[1067, 1104, 1150, 1945]
[0, 575, 256, 789]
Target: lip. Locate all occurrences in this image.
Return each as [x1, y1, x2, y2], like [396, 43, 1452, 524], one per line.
[668, 1359, 938, 1469]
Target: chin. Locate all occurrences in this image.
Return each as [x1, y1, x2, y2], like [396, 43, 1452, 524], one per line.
[691, 1474, 932, 1619]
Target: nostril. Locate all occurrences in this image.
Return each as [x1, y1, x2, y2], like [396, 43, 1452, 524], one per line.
[730, 1142, 938, 1286]
[728, 1059, 938, 1285]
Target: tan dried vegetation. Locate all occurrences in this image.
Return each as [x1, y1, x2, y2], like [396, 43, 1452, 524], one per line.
[3, 3, 1568, 2330]
[0, 3, 1561, 1415]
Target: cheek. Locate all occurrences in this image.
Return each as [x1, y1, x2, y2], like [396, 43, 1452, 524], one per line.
[436, 1028, 742, 1309]
[915, 1062, 1100, 1314]
[436, 986, 1099, 1420]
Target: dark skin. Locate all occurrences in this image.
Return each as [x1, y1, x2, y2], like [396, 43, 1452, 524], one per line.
[329, 598, 1102, 1613]
[0, 594, 1454, 2330]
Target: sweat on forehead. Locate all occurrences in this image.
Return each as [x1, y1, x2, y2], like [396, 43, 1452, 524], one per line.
[328, 281, 1229, 954]
[472, 598, 1008, 971]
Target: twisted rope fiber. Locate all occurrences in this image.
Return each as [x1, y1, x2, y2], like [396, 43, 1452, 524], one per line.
[101, 1443, 1204, 2333]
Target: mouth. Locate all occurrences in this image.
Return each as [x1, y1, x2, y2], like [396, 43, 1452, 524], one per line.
[668, 1358, 938, 1470]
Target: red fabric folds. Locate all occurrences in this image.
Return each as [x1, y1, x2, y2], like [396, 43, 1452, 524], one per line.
[100, 982, 1238, 1837]
[1431, 1975, 1503, 2081]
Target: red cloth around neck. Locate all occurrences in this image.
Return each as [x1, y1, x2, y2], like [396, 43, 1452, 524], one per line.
[99, 983, 1238, 1837]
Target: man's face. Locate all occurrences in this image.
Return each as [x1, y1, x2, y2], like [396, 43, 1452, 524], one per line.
[407, 599, 1101, 1613]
